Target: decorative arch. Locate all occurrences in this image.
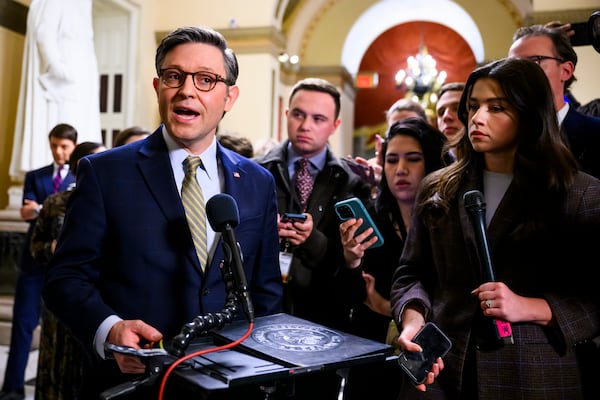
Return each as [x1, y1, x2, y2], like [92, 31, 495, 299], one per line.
[341, 0, 484, 77]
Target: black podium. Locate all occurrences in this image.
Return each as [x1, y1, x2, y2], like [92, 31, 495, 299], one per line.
[168, 313, 396, 398]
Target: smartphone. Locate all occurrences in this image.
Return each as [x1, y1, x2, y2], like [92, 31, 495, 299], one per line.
[281, 212, 307, 223]
[397, 322, 452, 385]
[334, 197, 384, 249]
[345, 157, 375, 185]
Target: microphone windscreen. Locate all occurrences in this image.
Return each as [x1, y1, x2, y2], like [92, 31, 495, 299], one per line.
[206, 193, 240, 231]
[463, 189, 485, 212]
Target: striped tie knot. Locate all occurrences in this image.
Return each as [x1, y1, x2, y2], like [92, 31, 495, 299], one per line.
[184, 156, 203, 177]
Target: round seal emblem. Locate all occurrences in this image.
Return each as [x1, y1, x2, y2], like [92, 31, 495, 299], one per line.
[252, 323, 344, 352]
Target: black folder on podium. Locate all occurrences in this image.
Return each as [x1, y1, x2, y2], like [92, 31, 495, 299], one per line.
[172, 313, 395, 395]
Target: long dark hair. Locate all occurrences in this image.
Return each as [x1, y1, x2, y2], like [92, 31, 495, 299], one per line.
[418, 57, 577, 234]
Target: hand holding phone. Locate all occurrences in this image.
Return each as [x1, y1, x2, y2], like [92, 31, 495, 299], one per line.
[397, 322, 452, 385]
[281, 212, 307, 223]
[334, 197, 384, 249]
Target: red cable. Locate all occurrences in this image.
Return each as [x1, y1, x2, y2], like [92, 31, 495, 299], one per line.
[157, 322, 253, 400]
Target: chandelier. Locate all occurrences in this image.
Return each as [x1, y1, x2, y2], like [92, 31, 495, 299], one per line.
[278, 52, 300, 72]
[395, 42, 447, 101]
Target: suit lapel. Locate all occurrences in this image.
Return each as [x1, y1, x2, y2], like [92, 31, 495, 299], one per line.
[41, 165, 54, 197]
[62, 172, 76, 191]
[206, 145, 247, 279]
[458, 173, 490, 282]
[486, 183, 520, 254]
[459, 174, 519, 282]
[137, 131, 203, 275]
[219, 144, 247, 198]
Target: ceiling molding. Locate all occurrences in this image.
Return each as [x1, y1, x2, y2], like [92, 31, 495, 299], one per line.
[156, 27, 287, 58]
[295, 65, 355, 98]
[497, 0, 527, 27]
[532, 8, 598, 26]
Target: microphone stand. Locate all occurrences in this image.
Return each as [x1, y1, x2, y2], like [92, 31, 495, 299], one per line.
[100, 256, 247, 399]
[167, 258, 244, 357]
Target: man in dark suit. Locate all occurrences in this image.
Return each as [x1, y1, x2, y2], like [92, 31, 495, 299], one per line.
[0, 123, 77, 400]
[509, 24, 600, 178]
[42, 26, 282, 398]
[256, 78, 373, 399]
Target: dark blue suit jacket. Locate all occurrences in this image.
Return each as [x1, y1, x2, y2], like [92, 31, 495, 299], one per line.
[21, 164, 75, 272]
[43, 129, 283, 354]
[562, 106, 600, 179]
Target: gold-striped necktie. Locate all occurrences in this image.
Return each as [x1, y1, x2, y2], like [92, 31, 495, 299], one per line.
[182, 156, 208, 271]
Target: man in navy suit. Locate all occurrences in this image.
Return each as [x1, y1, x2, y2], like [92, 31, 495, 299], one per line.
[509, 24, 600, 178]
[43, 26, 283, 398]
[0, 123, 76, 400]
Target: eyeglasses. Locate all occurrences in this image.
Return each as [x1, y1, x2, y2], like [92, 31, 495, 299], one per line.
[524, 55, 565, 65]
[159, 68, 230, 91]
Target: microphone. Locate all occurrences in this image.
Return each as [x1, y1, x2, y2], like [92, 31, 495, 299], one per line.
[206, 193, 254, 322]
[463, 190, 513, 345]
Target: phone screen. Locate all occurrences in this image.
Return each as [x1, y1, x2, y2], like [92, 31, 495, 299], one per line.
[397, 322, 452, 384]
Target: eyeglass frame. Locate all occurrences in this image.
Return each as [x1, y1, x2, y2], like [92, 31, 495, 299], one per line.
[158, 68, 232, 92]
[524, 55, 565, 65]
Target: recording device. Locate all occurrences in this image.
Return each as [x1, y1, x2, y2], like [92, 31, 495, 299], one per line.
[334, 197, 384, 249]
[345, 157, 377, 186]
[397, 322, 452, 385]
[281, 212, 307, 223]
[206, 193, 254, 322]
[567, 10, 600, 53]
[463, 190, 514, 345]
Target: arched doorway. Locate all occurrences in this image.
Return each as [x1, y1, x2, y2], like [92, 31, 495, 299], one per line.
[340, 0, 482, 155]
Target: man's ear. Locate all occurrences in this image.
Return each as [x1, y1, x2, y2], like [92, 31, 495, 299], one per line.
[224, 85, 239, 113]
[560, 60, 575, 83]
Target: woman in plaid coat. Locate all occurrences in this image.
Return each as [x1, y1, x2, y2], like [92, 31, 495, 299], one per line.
[390, 57, 600, 399]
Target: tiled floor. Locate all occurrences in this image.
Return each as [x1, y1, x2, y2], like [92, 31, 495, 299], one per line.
[0, 345, 37, 399]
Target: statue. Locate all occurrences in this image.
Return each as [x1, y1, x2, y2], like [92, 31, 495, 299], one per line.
[9, 0, 102, 181]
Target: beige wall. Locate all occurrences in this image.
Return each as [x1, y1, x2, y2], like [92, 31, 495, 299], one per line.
[151, 0, 280, 32]
[573, 45, 600, 105]
[125, 0, 284, 158]
[0, 27, 26, 208]
[534, 0, 600, 11]
[215, 51, 280, 143]
[458, 0, 521, 62]
[1, 0, 599, 209]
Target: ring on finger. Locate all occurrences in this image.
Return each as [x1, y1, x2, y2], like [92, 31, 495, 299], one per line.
[485, 299, 492, 309]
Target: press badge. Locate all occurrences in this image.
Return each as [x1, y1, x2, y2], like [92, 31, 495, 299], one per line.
[279, 251, 292, 283]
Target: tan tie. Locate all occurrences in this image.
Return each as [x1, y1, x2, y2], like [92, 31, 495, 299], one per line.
[182, 156, 208, 271]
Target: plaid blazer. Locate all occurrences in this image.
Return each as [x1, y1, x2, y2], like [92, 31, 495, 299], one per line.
[391, 170, 600, 399]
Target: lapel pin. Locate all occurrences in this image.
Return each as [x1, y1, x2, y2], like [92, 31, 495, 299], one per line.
[233, 172, 240, 178]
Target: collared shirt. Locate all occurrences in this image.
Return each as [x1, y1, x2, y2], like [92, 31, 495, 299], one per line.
[53, 162, 69, 179]
[94, 127, 224, 359]
[286, 142, 327, 181]
[557, 102, 569, 126]
[162, 126, 222, 257]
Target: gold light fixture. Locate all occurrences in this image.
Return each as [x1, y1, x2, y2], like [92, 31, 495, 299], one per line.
[278, 52, 300, 72]
[395, 40, 446, 102]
